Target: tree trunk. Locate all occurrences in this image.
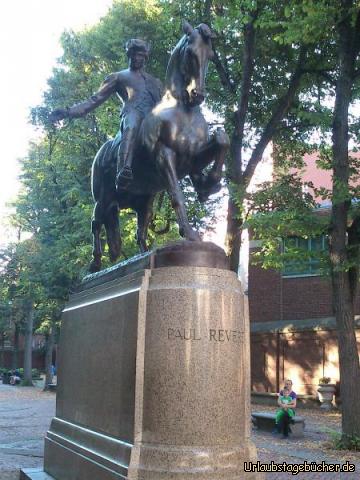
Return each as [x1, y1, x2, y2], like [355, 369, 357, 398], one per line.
[330, 0, 360, 441]
[226, 46, 307, 272]
[23, 304, 34, 386]
[332, 271, 360, 437]
[226, 197, 243, 272]
[12, 324, 20, 370]
[43, 323, 55, 390]
[0, 332, 5, 368]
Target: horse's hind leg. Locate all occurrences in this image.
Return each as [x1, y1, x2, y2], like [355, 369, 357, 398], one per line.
[89, 202, 104, 273]
[104, 202, 122, 262]
[135, 195, 155, 252]
[160, 146, 201, 241]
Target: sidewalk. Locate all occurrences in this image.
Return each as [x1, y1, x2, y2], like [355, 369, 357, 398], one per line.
[252, 404, 360, 479]
[0, 383, 360, 479]
[0, 383, 54, 480]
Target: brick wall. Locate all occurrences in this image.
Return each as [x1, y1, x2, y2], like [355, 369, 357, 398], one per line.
[248, 243, 360, 323]
[0, 350, 46, 370]
[248, 265, 281, 322]
[282, 276, 333, 320]
[248, 262, 360, 323]
[251, 329, 360, 395]
[248, 258, 360, 394]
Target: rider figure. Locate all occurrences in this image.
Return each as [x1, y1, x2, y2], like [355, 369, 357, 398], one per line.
[50, 39, 163, 186]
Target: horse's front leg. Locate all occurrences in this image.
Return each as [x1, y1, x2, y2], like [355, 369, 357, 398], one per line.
[159, 145, 201, 241]
[191, 128, 230, 202]
[104, 201, 122, 262]
[135, 194, 155, 252]
[89, 202, 104, 273]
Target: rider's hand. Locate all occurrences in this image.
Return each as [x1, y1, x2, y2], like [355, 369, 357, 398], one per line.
[49, 108, 70, 123]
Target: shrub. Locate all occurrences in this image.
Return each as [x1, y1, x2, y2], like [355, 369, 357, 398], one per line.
[20, 379, 34, 387]
[330, 431, 360, 451]
[17, 368, 41, 379]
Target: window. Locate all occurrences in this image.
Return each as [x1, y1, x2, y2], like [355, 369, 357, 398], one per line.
[282, 235, 327, 277]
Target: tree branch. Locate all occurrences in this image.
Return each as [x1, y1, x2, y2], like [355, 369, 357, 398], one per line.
[229, 17, 257, 182]
[212, 46, 236, 94]
[301, 68, 336, 85]
[200, 0, 236, 94]
[203, 0, 212, 21]
[242, 46, 308, 186]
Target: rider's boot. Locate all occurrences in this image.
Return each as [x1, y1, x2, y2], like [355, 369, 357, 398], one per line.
[116, 128, 136, 188]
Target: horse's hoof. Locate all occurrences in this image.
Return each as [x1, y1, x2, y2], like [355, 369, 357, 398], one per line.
[186, 230, 202, 242]
[89, 259, 101, 273]
[215, 128, 230, 147]
[109, 244, 121, 262]
[197, 177, 222, 202]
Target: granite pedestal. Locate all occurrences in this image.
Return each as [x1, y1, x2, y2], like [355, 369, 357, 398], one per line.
[21, 242, 263, 479]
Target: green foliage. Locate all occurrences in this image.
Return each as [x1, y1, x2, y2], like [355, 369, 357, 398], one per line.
[17, 368, 41, 379]
[329, 430, 360, 452]
[0, 368, 40, 379]
[246, 172, 330, 271]
[5, 0, 360, 345]
[0, 0, 226, 342]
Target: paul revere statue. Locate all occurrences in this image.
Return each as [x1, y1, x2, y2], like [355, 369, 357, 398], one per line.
[51, 39, 162, 186]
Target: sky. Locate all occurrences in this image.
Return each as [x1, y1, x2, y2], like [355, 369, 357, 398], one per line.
[0, 0, 114, 243]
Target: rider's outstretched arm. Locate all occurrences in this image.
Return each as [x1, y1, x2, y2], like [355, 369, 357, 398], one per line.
[50, 73, 119, 121]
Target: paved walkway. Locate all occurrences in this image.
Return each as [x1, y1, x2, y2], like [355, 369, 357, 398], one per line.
[0, 383, 360, 479]
[252, 405, 360, 479]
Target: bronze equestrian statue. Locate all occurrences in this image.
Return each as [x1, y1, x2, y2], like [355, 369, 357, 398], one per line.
[50, 38, 163, 185]
[51, 21, 229, 272]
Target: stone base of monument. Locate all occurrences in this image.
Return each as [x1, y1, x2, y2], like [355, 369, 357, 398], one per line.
[20, 242, 263, 480]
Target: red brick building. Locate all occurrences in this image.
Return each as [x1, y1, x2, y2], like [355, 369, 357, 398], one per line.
[0, 333, 46, 370]
[247, 151, 360, 396]
[249, 248, 360, 395]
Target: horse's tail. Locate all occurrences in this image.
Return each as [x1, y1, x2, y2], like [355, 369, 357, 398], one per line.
[91, 139, 114, 202]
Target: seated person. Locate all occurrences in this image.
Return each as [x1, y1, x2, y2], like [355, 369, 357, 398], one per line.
[280, 378, 297, 407]
[2, 371, 11, 384]
[10, 370, 21, 385]
[274, 385, 296, 438]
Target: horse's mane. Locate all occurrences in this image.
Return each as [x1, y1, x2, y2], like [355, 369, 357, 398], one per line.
[165, 35, 188, 101]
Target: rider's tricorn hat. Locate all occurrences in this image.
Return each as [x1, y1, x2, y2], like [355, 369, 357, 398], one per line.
[125, 39, 150, 58]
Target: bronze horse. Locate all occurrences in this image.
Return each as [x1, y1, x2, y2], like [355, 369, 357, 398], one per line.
[90, 22, 229, 272]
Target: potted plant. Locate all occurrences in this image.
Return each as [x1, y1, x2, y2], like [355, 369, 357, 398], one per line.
[317, 377, 336, 410]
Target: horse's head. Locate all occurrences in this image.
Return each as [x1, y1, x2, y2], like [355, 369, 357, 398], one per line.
[166, 21, 216, 107]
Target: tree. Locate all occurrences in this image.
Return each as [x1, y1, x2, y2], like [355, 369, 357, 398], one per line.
[328, 0, 360, 443]
[162, 0, 322, 271]
[248, 0, 360, 444]
[6, 0, 220, 382]
[12, 1, 360, 442]
[0, 239, 45, 384]
[30, 0, 220, 263]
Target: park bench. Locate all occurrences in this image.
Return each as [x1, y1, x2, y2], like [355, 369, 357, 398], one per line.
[252, 412, 305, 438]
